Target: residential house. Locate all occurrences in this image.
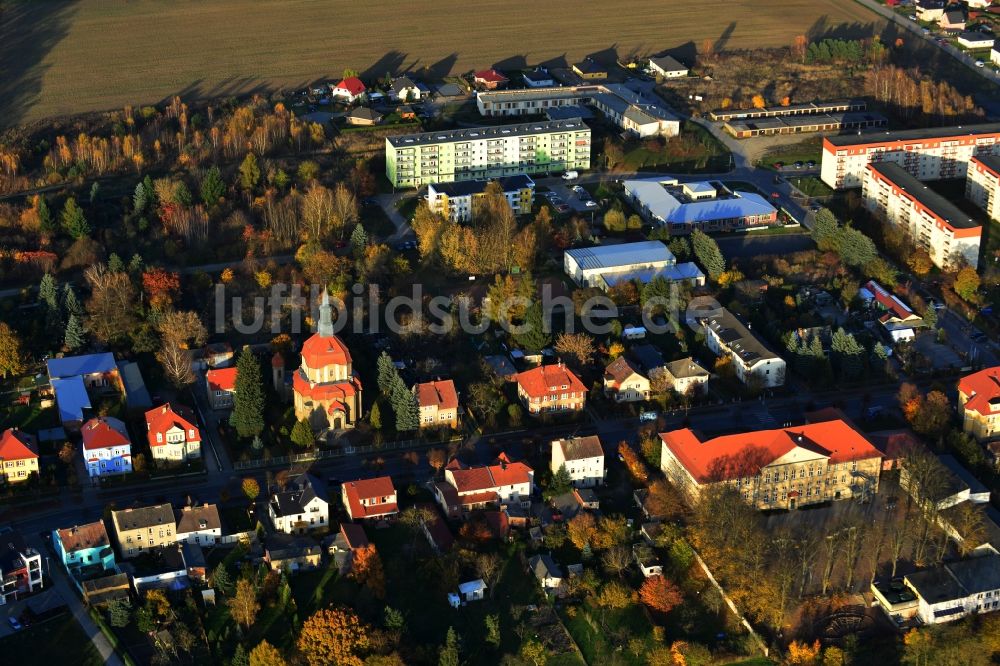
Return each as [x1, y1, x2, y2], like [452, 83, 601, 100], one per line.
[205, 367, 237, 409]
[390, 76, 421, 102]
[342, 476, 398, 521]
[110, 503, 176, 558]
[264, 534, 322, 572]
[648, 55, 688, 78]
[398, 105, 417, 120]
[700, 307, 786, 388]
[203, 342, 234, 368]
[330, 77, 367, 104]
[901, 555, 1000, 624]
[52, 521, 116, 578]
[515, 363, 588, 415]
[0, 428, 39, 484]
[958, 366, 1000, 441]
[603, 357, 650, 402]
[436, 453, 533, 516]
[662, 358, 710, 396]
[176, 504, 222, 545]
[572, 58, 608, 80]
[660, 419, 883, 509]
[528, 554, 564, 593]
[523, 68, 555, 88]
[551, 435, 606, 487]
[473, 69, 508, 89]
[413, 379, 459, 429]
[957, 31, 994, 49]
[457, 579, 487, 603]
[81, 416, 132, 478]
[0, 530, 43, 605]
[327, 523, 369, 573]
[47, 353, 121, 428]
[861, 280, 923, 342]
[269, 474, 330, 534]
[345, 107, 384, 126]
[916, 0, 946, 21]
[940, 8, 967, 30]
[146, 403, 201, 463]
[633, 543, 663, 577]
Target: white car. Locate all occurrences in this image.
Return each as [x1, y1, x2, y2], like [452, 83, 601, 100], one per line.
[976, 60, 986, 68]
[584, 200, 598, 208]
[562, 170, 579, 180]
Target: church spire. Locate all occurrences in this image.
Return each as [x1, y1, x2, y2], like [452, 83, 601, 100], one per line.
[317, 290, 334, 338]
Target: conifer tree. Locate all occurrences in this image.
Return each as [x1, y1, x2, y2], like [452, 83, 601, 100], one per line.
[230, 347, 265, 438]
[64, 314, 86, 351]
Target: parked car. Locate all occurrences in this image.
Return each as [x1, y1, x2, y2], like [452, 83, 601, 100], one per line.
[394, 240, 417, 251]
[584, 200, 598, 208]
[794, 161, 803, 169]
[572, 185, 586, 195]
[562, 170, 579, 180]
[976, 60, 986, 68]
[7, 617, 22, 631]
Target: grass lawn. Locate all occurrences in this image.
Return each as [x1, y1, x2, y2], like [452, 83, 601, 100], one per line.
[787, 175, 833, 198]
[0, 614, 104, 666]
[758, 136, 823, 169]
[0, 403, 58, 432]
[623, 122, 732, 173]
[560, 600, 656, 666]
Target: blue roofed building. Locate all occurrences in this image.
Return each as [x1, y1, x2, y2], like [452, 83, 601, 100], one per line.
[51, 376, 92, 429]
[563, 240, 704, 291]
[47, 353, 122, 429]
[46, 353, 118, 382]
[623, 178, 778, 235]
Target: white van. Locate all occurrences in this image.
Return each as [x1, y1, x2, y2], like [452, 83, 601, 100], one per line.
[562, 170, 579, 180]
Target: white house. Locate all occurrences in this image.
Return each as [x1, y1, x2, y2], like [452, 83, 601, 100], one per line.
[904, 555, 1000, 624]
[648, 55, 688, 78]
[523, 68, 555, 88]
[390, 76, 421, 102]
[145, 403, 202, 463]
[175, 504, 222, 546]
[957, 31, 994, 50]
[551, 436, 606, 488]
[81, 416, 132, 478]
[268, 474, 330, 534]
[701, 307, 786, 388]
[456, 579, 487, 603]
[436, 453, 533, 515]
[330, 77, 367, 104]
[633, 544, 663, 577]
[528, 554, 563, 594]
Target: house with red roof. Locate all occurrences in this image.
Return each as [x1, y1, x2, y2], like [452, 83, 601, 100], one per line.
[660, 419, 882, 510]
[330, 77, 367, 104]
[959, 366, 1000, 442]
[206, 367, 238, 410]
[473, 69, 508, 90]
[862, 280, 923, 342]
[293, 292, 362, 432]
[81, 416, 132, 478]
[0, 428, 39, 484]
[145, 403, 201, 463]
[434, 453, 534, 516]
[414, 379, 459, 429]
[342, 476, 398, 521]
[515, 363, 587, 415]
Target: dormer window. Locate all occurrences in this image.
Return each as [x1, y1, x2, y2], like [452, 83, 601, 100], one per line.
[156, 433, 163, 442]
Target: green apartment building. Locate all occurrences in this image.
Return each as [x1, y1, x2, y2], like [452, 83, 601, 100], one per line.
[385, 118, 591, 188]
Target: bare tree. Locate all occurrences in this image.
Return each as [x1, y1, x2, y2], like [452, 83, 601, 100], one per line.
[476, 552, 504, 599]
[330, 183, 359, 240]
[601, 545, 633, 579]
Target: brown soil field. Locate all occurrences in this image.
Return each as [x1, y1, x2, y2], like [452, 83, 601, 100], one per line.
[0, 0, 882, 127]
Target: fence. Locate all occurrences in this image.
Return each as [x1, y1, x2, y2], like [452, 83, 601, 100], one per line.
[689, 546, 770, 658]
[232, 435, 462, 470]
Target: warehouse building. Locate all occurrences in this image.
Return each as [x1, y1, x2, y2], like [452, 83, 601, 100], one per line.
[623, 178, 778, 234]
[708, 99, 868, 122]
[563, 240, 704, 291]
[862, 162, 982, 270]
[425, 175, 535, 223]
[385, 119, 591, 188]
[723, 111, 886, 139]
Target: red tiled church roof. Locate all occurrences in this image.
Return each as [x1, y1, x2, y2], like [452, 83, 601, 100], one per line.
[300, 332, 352, 370]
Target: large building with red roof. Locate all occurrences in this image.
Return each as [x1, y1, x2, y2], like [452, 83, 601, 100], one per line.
[293, 293, 362, 432]
[0, 428, 38, 484]
[81, 416, 132, 478]
[435, 453, 534, 516]
[515, 363, 587, 415]
[145, 403, 201, 463]
[659, 419, 882, 510]
[342, 476, 398, 521]
[958, 366, 1000, 442]
[414, 379, 459, 429]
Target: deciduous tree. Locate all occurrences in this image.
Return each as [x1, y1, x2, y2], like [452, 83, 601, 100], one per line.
[639, 575, 683, 614]
[249, 640, 287, 666]
[351, 544, 386, 599]
[242, 477, 260, 502]
[228, 578, 259, 630]
[554, 332, 594, 367]
[0, 323, 26, 378]
[297, 607, 370, 666]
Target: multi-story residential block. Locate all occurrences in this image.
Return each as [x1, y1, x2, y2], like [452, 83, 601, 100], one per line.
[52, 521, 116, 577]
[269, 474, 329, 534]
[563, 240, 704, 290]
[81, 416, 132, 478]
[342, 476, 398, 521]
[551, 436, 606, 488]
[958, 366, 1000, 441]
[515, 363, 588, 414]
[603, 357, 650, 402]
[293, 292, 362, 431]
[435, 453, 533, 516]
[110, 503, 176, 558]
[0, 428, 39, 484]
[0, 529, 42, 605]
[145, 403, 202, 463]
[413, 379, 459, 429]
[965, 154, 1000, 223]
[476, 84, 679, 138]
[701, 307, 786, 388]
[205, 367, 237, 410]
[623, 178, 778, 234]
[820, 122, 1000, 189]
[425, 175, 534, 222]
[175, 503, 222, 545]
[660, 419, 883, 509]
[862, 162, 982, 270]
[385, 119, 591, 188]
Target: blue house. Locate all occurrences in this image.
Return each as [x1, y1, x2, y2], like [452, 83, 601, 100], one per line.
[52, 521, 116, 578]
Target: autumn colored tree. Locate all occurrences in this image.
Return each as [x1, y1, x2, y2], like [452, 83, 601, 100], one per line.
[785, 640, 821, 665]
[0, 322, 26, 378]
[427, 448, 448, 477]
[751, 94, 766, 109]
[567, 511, 597, 550]
[85, 264, 139, 344]
[242, 477, 260, 502]
[297, 607, 370, 666]
[597, 581, 632, 609]
[792, 34, 808, 61]
[953, 266, 980, 303]
[618, 442, 648, 484]
[639, 575, 683, 614]
[351, 544, 386, 599]
[228, 578, 259, 630]
[249, 640, 287, 666]
[645, 479, 683, 519]
[142, 268, 181, 310]
[554, 332, 595, 367]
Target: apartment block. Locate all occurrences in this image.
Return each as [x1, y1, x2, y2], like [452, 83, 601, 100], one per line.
[966, 154, 1000, 224]
[426, 175, 534, 223]
[862, 162, 982, 270]
[820, 123, 1000, 189]
[386, 119, 590, 188]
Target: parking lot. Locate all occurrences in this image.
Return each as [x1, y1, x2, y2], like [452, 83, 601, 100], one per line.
[545, 182, 600, 216]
